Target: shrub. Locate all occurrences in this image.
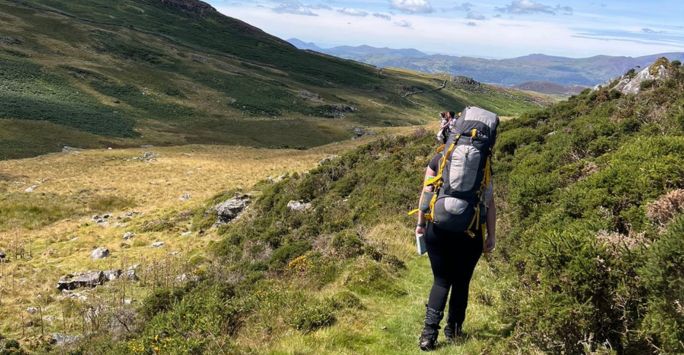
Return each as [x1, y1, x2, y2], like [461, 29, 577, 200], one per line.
[289, 301, 336, 333]
[328, 291, 364, 310]
[140, 288, 188, 321]
[646, 189, 684, 226]
[638, 215, 684, 353]
[331, 230, 365, 258]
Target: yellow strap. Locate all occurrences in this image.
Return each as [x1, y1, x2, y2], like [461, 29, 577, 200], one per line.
[408, 209, 420, 216]
[471, 128, 477, 138]
[434, 144, 446, 154]
[422, 136, 461, 221]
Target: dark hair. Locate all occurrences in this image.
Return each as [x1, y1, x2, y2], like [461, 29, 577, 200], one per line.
[448, 111, 455, 119]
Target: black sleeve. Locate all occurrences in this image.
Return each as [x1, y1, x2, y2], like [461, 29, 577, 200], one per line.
[428, 153, 442, 172]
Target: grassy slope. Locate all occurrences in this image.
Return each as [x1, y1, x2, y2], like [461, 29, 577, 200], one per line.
[17, 61, 676, 354]
[0, 0, 542, 159]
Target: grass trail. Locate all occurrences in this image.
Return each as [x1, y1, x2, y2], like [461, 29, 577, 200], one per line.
[266, 251, 517, 354]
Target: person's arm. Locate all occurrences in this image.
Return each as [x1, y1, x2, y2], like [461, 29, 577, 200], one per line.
[484, 184, 496, 253]
[416, 166, 437, 236]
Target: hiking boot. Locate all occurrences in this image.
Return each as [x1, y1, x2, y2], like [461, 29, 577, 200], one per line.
[443, 322, 464, 343]
[418, 306, 443, 351]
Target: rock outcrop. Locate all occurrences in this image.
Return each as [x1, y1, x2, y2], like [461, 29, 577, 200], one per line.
[90, 247, 110, 260]
[287, 200, 312, 212]
[597, 58, 672, 95]
[57, 271, 107, 291]
[57, 266, 138, 291]
[215, 194, 250, 224]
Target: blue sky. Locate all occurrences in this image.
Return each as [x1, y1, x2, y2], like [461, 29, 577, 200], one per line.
[208, 0, 684, 58]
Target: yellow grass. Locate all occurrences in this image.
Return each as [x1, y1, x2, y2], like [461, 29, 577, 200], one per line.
[0, 126, 427, 338]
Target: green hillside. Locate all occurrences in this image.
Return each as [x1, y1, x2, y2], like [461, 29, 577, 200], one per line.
[17, 60, 679, 354]
[0, 0, 541, 160]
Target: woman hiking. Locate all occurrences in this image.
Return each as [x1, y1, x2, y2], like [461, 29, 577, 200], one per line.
[414, 109, 497, 351]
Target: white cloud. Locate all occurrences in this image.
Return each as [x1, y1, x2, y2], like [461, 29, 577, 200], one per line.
[466, 12, 486, 20]
[273, 1, 318, 16]
[215, 3, 684, 58]
[496, 0, 565, 15]
[394, 19, 413, 28]
[391, 0, 433, 14]
[373, 13, 392, 21]
[337, 8, 368, 17]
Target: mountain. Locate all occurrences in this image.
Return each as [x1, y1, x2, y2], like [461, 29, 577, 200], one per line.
[0, 0, 540, 160]
[286, 38, 324, 52]
[288, 40, 684, 88]
[512, 81, 586, 95]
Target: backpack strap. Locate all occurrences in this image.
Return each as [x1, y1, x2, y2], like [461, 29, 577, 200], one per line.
[465, 153, 493, 238]
[408, 135, 461, 220]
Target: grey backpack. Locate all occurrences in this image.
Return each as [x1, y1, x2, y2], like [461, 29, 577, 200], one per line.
[432, 107, 499, 234]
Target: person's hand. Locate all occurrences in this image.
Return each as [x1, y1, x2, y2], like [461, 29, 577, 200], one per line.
[415, 225, 426, 237]
[484, 234, 496, 253]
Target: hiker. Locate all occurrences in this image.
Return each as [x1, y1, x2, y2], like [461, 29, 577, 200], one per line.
[413, 107, 498, 351]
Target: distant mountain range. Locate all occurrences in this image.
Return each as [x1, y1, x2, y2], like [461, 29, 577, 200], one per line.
[288, 38, 684, 89]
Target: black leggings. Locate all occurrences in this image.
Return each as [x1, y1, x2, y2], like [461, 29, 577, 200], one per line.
[425, 222, 483, 326]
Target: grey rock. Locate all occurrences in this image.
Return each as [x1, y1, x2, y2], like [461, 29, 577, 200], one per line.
[24, 184, 38, 193]
[151, 241, 165, 248]
[179, 193, 192, 201]
[123, 232, 135, 240]
[103, 269, 122, 281]
[91, 247, 110, 260]
[141, 151, 157, 161]
[191, 54, 208, 63]
[287, 200, 312, 212]
[0, 250, 6, 261]
[26, 307, 39, 314]
[51, 333, 81, 346]
[352, 127, 375, 138]
[0, 36, 23, 45]
[215, 194, 250, 224]
[615, 63, 670, 95]
[180, 231, 192, 237]
[57, 271, 106, 291]
[175, 273, 199, 283]
[320, 104, 358, 118]
[124, 265, 140, 281]
[298, 90, 324, 103]
[62, 146, 81, 153]
[61, 291, 88, 301]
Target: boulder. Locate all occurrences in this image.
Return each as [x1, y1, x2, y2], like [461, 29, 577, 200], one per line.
[215, 194, 250, 224]
[26, 307, 38, 315]
[287, 200, 312, 212]
[614, 60, 670, 95]
[62, 146, 81, 153]
[51, 333, 81, 346]
[57, 271, 106, 291]
[123, 231, 135, 240]
[91, 247, 110, 260]
[151, 241, 165, 248]
[103, 269, 122, 281]
[24, 185, 38, 193]
[124, 265, 140, 281]
[179, 193, 192, 201]
[0, 250, 6, 261]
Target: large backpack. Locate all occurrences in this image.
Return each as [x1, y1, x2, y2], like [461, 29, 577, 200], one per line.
[414, 106, 499, 237]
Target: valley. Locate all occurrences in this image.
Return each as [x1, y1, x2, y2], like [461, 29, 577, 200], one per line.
[0, 0, 682, 354]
